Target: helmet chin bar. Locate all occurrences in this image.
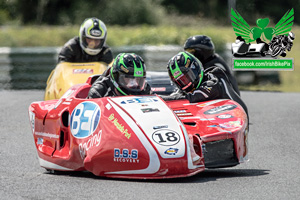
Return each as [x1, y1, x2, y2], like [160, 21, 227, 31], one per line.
[83, 47, 102, 56]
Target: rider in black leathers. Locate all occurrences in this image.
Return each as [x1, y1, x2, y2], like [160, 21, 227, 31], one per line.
[58, 17, 113, 64]
[88, 53, 151, 98]
[184, 35, 240, 95]
[160, 52, 248, 116]
[269, 32, 295, 57]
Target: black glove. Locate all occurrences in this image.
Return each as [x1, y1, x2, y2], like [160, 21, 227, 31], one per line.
[160, 90, 186, 101]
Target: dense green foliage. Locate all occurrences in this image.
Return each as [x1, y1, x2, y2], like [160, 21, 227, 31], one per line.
[0, 0, 299, 25]
[0, 25, 227, 52]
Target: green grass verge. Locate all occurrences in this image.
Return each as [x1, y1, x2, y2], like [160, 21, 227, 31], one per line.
[0, 25, 299, 92]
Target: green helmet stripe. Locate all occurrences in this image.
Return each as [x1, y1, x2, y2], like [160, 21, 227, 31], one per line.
[118, 53, 126, 67]
[116, 86, 127, 96]
[134, 60, 144, 77]
[170, 51, 190, 79]
[195, 69, 204, 89]
[110, 53, 128, 95]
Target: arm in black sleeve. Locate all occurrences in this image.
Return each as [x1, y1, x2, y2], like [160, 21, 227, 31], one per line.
[186, 74, 221, 103]
[87, 76, 110, 98]
[57, 38, 79, 63]
[58, 45, 75, 63]
[159, 89, 186, 101]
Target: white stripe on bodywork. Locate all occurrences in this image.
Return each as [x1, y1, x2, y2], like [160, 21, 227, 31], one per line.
[39, 157, 74, 171]
[105, 99, 160, 175]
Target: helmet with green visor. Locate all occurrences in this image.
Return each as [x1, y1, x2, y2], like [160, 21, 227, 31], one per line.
[110, 53, 147, 95]
[167, 51, 204, 93]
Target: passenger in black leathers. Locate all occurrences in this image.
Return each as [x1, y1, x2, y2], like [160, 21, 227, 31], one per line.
[184, 35, 240, 95]
[88, 53, 151, 98]
[58, 17, 113, 64]
[160, 52, 248, 116]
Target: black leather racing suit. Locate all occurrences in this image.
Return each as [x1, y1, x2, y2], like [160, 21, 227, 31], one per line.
[87, 75, 152, 98]
[160, 67, 248, 116]
[58, 36, 113, 64]
[202, 53, 240, 96]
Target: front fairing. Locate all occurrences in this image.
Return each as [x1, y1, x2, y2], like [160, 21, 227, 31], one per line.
[80, 95, 204, 178]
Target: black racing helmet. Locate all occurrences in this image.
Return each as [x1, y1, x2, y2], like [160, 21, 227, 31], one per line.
[167, 51, 204, 94]
[110, 53, 147, 95]
[184, 35, 215, 63]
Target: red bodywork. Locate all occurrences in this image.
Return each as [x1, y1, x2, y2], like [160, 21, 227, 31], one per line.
[28, 77, 248, 179]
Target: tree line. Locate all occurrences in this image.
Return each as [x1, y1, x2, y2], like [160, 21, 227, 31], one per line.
[0, 0, 299, 25]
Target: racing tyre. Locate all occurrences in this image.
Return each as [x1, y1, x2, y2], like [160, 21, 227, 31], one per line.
[271, 46, 282, 57]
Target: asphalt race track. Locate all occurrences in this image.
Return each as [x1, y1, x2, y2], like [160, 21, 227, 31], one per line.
[0, 90, 299, 200]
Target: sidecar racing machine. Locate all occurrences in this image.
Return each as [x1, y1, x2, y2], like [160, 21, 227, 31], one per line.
[232, 38, 269, 57]
[29, 76, 248, 179]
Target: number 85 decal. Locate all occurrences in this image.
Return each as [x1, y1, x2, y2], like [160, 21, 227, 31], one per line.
[152, 129, 180, 146]
[70, 102, 101, 138]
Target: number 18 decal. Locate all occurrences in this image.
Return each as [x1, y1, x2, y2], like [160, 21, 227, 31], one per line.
[70, 102, 101, 138]
[152, 129, 180, 146]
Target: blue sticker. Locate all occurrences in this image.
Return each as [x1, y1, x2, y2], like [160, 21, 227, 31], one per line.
[120, 97, 158, 104]
[70, 102, 101, 138]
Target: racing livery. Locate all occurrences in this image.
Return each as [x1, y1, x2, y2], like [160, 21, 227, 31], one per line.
[29, 76, 248, 179]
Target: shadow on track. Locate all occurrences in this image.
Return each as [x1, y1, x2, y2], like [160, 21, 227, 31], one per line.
[44, 168, 270, 183]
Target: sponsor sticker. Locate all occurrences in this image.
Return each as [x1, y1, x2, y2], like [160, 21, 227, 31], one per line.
[174, 110, 187, 113]
[204, 105, 237, 115]
[176, 112, 192, 116]
[200, 118, 215, 121]
[70, 102, 101, 138]
[164, 148, 179, 155]
[217, 114, 234, 119]
[151, 87, 166, 92]
[108, 113, 131, 139]
[141, 108, 160, 113]
[79, 130, 102, 159]
[153, 125, 168, 130]
[114, 148, 139, 163]
[120, 97, 158, 104]
[29, 111, 35, 133]
[73, 69, 94, 74]
[208, 120, 242, 129]
[90, 29, 101, 36]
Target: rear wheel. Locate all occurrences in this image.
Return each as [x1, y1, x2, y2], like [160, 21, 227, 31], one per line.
[271, 45, 282, 57]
